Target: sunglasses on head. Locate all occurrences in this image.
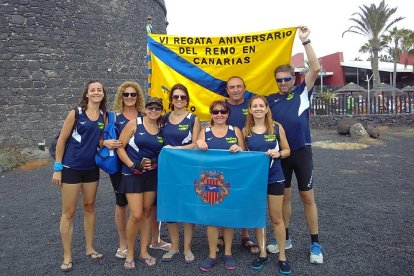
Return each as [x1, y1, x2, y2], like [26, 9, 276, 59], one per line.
[122, 92, 137, 97]
[172, 95, 187, 100]
[146, 105, 162, 111]
[276, 77, 293, 83]
[211, 109, 229, 115]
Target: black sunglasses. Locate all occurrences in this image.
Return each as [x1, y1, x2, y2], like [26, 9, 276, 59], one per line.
[172, 95, 187, 100]
[276, 77, 293, 83]
[122, 92, 137, 97]
[211, 109, 229, 115]
[146, 105, 162, 111]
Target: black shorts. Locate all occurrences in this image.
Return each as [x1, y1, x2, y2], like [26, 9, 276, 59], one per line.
[119, 173, 157, 194]
[109, 172, 128, 207]
[267, 181, 285, 195]
[281, 145, 314, 191]
[61, 167, 100, 184]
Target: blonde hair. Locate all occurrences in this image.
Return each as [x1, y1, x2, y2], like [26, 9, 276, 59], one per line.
[243, 95, 274, 137]
[112, 81, 145, 113]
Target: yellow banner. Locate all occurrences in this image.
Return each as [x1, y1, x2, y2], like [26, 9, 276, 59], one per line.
[148, 27, 297, 121]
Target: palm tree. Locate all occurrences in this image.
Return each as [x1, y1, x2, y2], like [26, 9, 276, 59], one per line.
[382, 27, 410, 90]
[342, 0, 404, 86]
[400, 30, 414, 71]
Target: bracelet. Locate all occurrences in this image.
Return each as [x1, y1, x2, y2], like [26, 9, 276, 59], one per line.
[302, 39, 311, 46]
[53, 162, 63, 172]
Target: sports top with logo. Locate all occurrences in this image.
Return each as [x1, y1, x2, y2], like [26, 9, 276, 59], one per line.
[225, 100, 249, 130]
[62, 108, 104, 170]
[204, 125, 239, 150]
[267, 81, 312, 151]
[245, 125, 284, 184]
[163, 112, 196, 146]
[121, 116, 164, 176]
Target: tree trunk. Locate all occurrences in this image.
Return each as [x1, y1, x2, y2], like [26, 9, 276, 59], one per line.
[372, 49, 381, 87]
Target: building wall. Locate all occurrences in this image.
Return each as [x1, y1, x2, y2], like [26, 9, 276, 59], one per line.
[0, 0, 167, 147]
[319, 52, 345, 87]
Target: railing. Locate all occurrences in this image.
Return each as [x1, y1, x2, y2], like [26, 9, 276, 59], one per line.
[310, 95, 414, 115]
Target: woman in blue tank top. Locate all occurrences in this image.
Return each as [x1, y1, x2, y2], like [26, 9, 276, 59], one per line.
[196, 100, 245, 272]
[116, 97, 164, 269]
[161, 84, 201, 264]
[51, 80, 107, 272]
[243, 95, 292, 274]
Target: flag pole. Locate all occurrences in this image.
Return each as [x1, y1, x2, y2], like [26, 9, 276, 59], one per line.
[146, 15, 153, 97]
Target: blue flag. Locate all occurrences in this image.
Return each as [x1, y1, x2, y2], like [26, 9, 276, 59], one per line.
[157, 148, 269, 228]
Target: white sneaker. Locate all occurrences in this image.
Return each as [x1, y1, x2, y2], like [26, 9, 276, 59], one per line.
[266, 238, 293, 254]
[309, 242, 323, 264]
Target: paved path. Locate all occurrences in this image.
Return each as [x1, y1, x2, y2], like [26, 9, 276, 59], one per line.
[0, 128, 413, 275]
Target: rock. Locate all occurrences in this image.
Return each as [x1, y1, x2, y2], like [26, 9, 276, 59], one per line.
[337, 117, 358, 135]
[349, 123, 369, 138]
[366, 125, 380, 139]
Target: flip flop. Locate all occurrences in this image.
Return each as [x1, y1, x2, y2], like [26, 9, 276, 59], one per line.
[86, 252, 103, 261]
[184, 252, 195, 264]
[162, 251, 179, 262]
[149, 241, 172, 252]
[60, 261, 73, 272]
[242, 237, 259, 254]
[124, 259, 135, 270]
[139, 255, 156, 267]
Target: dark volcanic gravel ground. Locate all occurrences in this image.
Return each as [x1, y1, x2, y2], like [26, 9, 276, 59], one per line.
[1, 127, 413, 276]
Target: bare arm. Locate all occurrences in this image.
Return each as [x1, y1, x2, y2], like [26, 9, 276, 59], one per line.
[117, 119, 137, 168]
[298, 26, 321, 91]
[278, 124, 290, 158]
[195, 127, 208, 150]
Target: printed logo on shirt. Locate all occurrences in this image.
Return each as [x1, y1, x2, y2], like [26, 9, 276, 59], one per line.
[119, 121, 126, 125]
[80, 121, 87, 125]
[98, 122, 105, 130]
[206, 137, 213, 141]
[225, 137, 237, 144]
[178, 124, 189, 131]
[264, 134, 276, 142]
[287, 93, 294, 100]
[157, 136, 164, 143]
[242, 108, 248, 116]
[138, 132, 145, 135]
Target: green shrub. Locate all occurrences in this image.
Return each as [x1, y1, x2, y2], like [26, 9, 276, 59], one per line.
[0, 145, 29, 173]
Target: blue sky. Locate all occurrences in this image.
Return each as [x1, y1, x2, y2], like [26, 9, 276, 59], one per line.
[164, 0, 413, 61]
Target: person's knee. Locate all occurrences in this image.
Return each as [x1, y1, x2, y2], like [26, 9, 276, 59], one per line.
[129, 209, 143, 221]
[82, 201, 96, 213]
[300, 190, 316, 206]
[269, 212, 283, 225]
[143, 206, 153, 218]
[62, 208, 76, 221]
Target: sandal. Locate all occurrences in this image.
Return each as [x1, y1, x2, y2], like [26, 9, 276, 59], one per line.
[242, 237, 259, 254]
[149, 241, 172, 252]
[139, 255, 156, 267]
[115, 248, 127, 259]
[60, 261, 73, 272]
[86, 251, 103, 261]
[124, 259, 135, 270]
[162, 251, 179, 262]
[184, 252, 195, 264]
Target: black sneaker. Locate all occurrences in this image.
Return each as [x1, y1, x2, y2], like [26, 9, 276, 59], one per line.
[279, 260, 292, 275]
[250, 257, 269, 270]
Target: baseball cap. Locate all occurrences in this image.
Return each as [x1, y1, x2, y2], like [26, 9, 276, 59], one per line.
[146, 97, 163, 107]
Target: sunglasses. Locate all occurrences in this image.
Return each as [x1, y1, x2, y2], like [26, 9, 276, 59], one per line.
[172, 95, 187, 101]
[211, 109, 229, 115]
[146, 105, 162, 111]
[122, 92, 137, 97]
[276, 77, 293, 83]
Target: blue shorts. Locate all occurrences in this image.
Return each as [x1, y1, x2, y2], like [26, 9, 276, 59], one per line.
[119, 173, 157, 194]
[61, 167, 99, 184]
[109, 172, 128, 207]
[281, 145, 313, 191]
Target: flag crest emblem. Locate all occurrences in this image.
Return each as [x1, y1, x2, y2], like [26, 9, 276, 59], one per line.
[194, 171, 230, 205]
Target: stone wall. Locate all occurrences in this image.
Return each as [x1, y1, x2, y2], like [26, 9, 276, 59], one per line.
[310, 114, 414, 129]
[0, 0, 167, 147]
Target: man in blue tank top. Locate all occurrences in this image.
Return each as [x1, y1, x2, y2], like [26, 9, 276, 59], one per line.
[266, 26, 324, 264]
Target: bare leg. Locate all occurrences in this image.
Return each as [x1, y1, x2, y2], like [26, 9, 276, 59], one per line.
[183, 223, 194, 255]
[223, 228, 234, 256]
[60, 183, 81, 265]
[282, 187, 292, 229]
[206, 226, 218, 258]
[139, 191, 156, 261]
[125, 193, 144, 262]
[255, 228, 267, 258]
[114, 205, 128, 250]
[300, 189, 319, 235]
[81, 181, 99, 255]
[268, 194, 286, 261]
[166, 223, 180, 253]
